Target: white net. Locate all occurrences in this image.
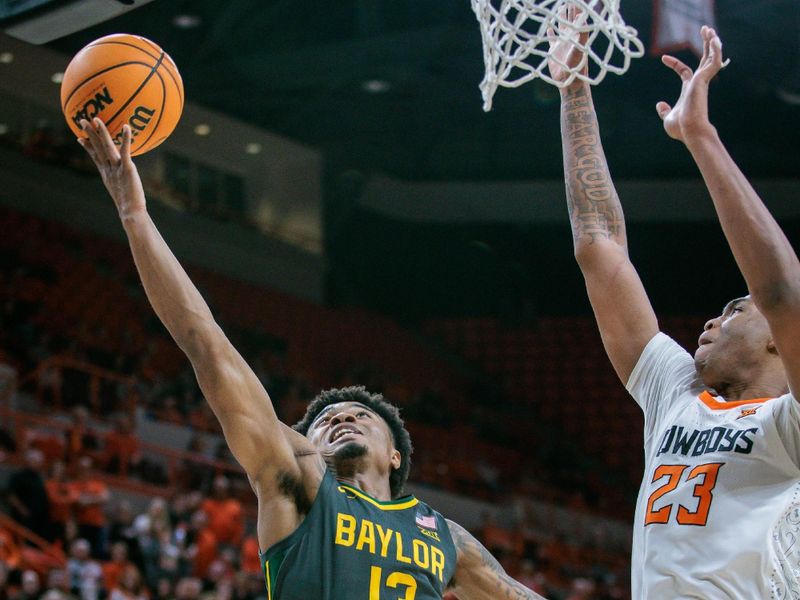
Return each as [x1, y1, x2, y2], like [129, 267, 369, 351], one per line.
[472, 0, 645, 110]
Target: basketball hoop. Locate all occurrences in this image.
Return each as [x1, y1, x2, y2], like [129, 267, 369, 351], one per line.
[472, 0, 645, 110]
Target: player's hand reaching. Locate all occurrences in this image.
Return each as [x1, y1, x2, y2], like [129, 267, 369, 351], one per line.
[657, 26, 728, 144]
[78, 118, 146, 218]
[547, 3, 590, 90]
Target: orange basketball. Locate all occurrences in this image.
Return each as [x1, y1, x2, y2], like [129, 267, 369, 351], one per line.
[61, 33, 184, 156]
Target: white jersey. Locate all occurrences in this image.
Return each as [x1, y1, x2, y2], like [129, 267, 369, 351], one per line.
[627, 333, 800, 599]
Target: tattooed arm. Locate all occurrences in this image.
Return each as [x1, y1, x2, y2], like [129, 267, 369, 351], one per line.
[446, 520, 547, 600]
[559, 81, 658, 383]
[546, 6, 657, 383]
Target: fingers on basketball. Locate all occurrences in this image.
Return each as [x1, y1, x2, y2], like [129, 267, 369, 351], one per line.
[96, 118, 123, 163]
[83, 119, 114, 165]
[77, 120, 99, 161]
[120, 125, 133, 159]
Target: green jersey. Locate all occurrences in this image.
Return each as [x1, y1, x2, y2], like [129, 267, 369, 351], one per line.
[260, 469, 458, 599]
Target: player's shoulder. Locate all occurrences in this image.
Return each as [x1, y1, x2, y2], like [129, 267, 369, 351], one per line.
[643, 331, 694, 363]
[767, 391, 798, 415]
[628, 332, 699, 392]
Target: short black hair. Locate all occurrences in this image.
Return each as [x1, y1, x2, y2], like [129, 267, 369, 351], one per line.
[293, 386, 413, 498]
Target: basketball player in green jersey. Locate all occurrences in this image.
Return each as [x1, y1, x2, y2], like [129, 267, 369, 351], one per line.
[77, 118, 547, 600]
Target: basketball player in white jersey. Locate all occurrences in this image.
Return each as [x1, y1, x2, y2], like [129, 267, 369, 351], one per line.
[550, 14, 800, 599]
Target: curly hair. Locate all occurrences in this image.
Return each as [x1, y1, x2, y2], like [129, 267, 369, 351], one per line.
[293, 386, 413, 498]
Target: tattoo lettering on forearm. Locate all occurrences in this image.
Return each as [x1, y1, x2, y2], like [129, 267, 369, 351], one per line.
[561, 86, 625, 245]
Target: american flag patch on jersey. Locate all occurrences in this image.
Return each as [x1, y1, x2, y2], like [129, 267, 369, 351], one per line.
[416, 513, 437, 530]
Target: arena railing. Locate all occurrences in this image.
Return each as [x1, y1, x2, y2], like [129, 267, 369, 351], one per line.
[0, 512, 66, 568]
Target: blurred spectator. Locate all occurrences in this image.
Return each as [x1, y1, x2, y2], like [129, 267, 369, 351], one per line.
[230, 573, 264, 600]
[65, 409, 98, 466]
[152, 550, 179, 592]
[42, 570, 77, 600]
[5, 449, 51, 540]
[152, 578, 172, 600]
[200, 477, 242, 547]
[11, 570, 40, 600]
[108, 565, 146, 600]
[132, 499, 170, 543]
[566, 577, 596, 600]
[174, 578, 201, 600]
[66, 539, 101, 600]
[185, 512, 215, 580]
[103, 416, 140, 476]
[101, 543, 134, 592]
[516, 560, 547, 596]
[70, 458, 109, 558]
[40, 592, 70, 600]
[45, 461, 77, 544]
[105, 503, 141, 570]
[202, 557, 232, 595]
[153, 396, 183, 426]
[239, 537, 260, 576]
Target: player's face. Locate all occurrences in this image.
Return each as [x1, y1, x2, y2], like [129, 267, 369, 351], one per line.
[694, 296, 773, 386]
[306, 402, 399, 471]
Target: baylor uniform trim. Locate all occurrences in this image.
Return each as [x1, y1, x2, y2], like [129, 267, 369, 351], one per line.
[337, 483, 419, 511]
[264, 560, 272, 600]
[259, 470, 457, 600]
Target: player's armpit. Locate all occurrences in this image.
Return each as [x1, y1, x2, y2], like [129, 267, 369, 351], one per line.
[446, 520, 548, 600]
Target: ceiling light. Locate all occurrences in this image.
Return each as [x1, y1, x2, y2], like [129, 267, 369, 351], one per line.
[0, 52, 13, 64]
[362, 79, 391, 94]
[194, 123, 211, 136]
[173, 14, 201, 29]
[245, 143, 262, 155]
[51, 72, 64, 84]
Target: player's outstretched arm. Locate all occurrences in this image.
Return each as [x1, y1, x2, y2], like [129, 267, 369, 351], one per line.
[657, 27, 800, 395]
[446, 520, 547, 600]
[548, 7, 658, 383]
[78, 119, 322, 518]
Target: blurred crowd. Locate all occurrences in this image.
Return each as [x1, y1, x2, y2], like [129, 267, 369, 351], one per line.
[0, 437, 625, 600]
[1, 448, 265, 600]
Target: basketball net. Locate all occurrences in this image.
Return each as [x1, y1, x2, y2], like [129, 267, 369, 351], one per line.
[472, 0, 645, 110]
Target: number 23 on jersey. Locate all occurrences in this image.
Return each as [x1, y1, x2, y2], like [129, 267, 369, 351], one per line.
[645, 462, 724, 526]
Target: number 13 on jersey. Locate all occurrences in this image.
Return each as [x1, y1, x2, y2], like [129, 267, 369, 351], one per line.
[645, 462, 724, 526]
[369, 566, 417, 600]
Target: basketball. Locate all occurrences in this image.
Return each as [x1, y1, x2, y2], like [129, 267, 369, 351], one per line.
[60, 33, 184, 156]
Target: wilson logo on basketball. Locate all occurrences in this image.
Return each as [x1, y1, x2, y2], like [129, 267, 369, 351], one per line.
[112, 106, 157, 146]
[70, 87, 114, 128]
